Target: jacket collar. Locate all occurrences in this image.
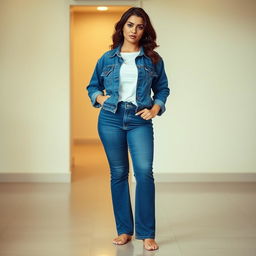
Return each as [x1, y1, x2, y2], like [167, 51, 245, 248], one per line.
[110, 44, 150, 60]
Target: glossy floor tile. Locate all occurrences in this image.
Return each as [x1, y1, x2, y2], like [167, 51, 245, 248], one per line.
[0, 142, 255, 256]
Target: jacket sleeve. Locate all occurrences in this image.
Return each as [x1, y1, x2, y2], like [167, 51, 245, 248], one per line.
[86, 58, 105, 108]
[151, 57, 170, 116]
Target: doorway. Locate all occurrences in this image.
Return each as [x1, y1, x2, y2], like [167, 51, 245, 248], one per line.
[70, 5, 132, 181]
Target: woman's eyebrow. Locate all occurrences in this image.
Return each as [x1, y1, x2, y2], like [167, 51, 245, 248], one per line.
[127, 21, 144, 26]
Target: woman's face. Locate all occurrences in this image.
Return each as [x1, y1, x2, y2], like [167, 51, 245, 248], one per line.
[122, 15, 145, 46]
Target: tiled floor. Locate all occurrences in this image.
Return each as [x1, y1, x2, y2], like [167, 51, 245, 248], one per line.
[0, 142, 256, 256]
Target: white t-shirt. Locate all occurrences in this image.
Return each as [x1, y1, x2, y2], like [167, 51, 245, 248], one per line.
[118, 51, 140, 106]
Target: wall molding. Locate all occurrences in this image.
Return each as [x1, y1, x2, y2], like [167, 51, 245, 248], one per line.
[1, 172, 255, 183]
[0, 173, 71, 183]
[131, 172, 256, 183]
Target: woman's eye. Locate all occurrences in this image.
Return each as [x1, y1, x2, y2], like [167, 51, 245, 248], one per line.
[127, 23, 144, 30]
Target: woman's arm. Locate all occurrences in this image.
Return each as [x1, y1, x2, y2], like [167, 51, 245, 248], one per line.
[151, 57, 170, 116]
[86, 59, 105, 108]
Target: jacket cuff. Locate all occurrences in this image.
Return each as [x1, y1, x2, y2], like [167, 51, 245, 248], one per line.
[153, 99, 166, 116]
[91, 91, 103, 108]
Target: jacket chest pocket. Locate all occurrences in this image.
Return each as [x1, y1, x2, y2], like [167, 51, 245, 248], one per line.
[140, 65, 158, 89]
[100, 65, 115, 89]
[144, 65, 158, 78]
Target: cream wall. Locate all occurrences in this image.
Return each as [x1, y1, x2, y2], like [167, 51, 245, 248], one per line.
[142, 0, 256, 175]
[0, 0, 71, 181]
[0, 0, 255, 182]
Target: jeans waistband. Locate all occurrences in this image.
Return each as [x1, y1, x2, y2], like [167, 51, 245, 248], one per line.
[117, 101, 137, 109]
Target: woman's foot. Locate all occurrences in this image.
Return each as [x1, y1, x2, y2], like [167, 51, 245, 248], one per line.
[143, 238, 159, 251]
[112, 234, 132, 245]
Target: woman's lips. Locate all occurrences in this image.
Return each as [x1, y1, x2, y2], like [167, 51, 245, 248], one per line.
[129, 35, 136, 39]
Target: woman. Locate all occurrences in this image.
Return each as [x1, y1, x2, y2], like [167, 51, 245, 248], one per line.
[86, 7, 170, 251]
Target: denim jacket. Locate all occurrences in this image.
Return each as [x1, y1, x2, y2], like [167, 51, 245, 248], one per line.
[86, 44, 170, 116]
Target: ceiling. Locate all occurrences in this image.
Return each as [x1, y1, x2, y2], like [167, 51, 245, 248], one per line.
[70, 5, 131, 13]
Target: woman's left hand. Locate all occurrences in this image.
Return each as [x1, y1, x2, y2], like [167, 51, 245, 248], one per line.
[135, 104, 161, 120]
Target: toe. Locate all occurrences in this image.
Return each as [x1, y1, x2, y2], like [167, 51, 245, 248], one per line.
[143, 239, 158, 251]
[113, 238, 120, 244]
[113, 236, 127, 245]
[113, 234, 133, 245]
[117, 238, 124, 244]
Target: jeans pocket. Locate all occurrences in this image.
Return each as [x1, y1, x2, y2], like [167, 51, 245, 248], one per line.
[133, 113, 152, 122]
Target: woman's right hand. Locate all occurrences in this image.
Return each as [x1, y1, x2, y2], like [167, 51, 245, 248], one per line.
[96, 95, 111, 106]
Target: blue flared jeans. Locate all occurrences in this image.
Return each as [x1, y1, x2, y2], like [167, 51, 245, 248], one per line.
[97, 101, 155, 239]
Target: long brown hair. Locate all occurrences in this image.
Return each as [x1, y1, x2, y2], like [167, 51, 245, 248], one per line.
[110, 7, 160, 64]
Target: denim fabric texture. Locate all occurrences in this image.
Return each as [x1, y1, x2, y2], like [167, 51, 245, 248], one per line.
[86, 44, 170, 116]
[86, 44, 170, 239]
[98, 101, 155, 239]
